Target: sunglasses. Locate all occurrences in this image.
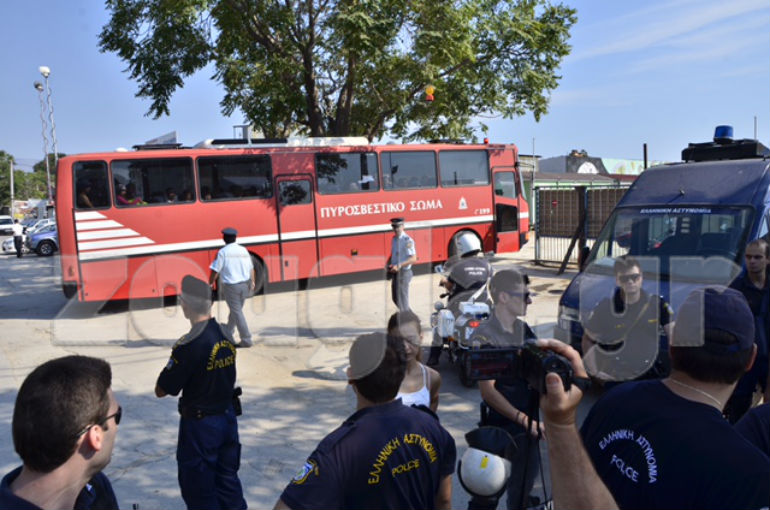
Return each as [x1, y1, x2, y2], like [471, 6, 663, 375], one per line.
[618, 273, 641, 283]
[504, 290, 532, 300]
[75, 406, 123, 437]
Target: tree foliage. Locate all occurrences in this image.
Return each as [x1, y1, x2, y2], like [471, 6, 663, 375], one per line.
[0, 153, 62, 211]
[100, 0, 576, 141]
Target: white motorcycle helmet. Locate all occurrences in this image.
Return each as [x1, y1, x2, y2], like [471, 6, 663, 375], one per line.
[458, 427, 516, 499]
[459, 447, 511, 496]
[454, 232, 482, 257]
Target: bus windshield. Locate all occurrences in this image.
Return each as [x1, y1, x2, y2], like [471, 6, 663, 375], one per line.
[586, 206, 753, 281]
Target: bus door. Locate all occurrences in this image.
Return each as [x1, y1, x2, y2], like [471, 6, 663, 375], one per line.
[492, 167, 524, 252]
[276, 175, 320, 280]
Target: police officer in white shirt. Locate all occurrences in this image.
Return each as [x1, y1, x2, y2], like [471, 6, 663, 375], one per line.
[209, 227, 256, 347]
[388, 218, 417, 312]
[11, 220, 24, 259]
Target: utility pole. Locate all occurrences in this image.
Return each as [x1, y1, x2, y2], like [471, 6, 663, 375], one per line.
[9, 160, 14, 218]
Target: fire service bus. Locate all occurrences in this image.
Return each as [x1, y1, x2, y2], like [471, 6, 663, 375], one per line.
[56, 137, 530, 302]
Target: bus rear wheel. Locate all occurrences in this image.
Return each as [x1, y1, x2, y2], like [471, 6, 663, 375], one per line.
[250, 254, 266, 295]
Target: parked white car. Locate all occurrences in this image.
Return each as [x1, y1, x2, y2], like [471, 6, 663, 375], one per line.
[0, 215, 13, 236]
[2, 235, 28, 254]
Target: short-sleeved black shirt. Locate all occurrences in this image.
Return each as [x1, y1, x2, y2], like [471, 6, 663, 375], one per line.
[156, 317, 237, 414]
[280, 400, 456, 510]
[582, 289, 672, 381]
[446, 257, 492, 293]
[581, 380, 770, 510]
[0, 469, 118, 510]
[730, 271, 770, 356]
[470, 313, 538, 429]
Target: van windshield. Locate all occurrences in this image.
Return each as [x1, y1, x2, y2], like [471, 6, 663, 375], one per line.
[586, 206, 753, 281]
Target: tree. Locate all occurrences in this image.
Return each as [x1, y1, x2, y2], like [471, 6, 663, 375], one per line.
[100, 0, 576, 142]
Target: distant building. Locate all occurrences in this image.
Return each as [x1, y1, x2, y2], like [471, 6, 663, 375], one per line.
[539, 149, 667, 176]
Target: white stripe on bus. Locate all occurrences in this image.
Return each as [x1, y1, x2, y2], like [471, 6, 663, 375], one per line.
[76, 215, 493, 261]
[74, 211, 107, 221]
[519, 212, 530, 219]
[78, 237, 155, 251]
[76, 220, 124, 231]
[76, 228, 142, 241]
[77, 234, 280, 261]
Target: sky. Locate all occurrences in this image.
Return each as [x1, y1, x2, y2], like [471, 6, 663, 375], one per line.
[0, 0, 768, 171]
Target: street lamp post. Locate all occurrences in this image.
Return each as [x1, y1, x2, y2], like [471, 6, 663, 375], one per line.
[33, 81, 52, 203]
[38, 66, 58, 170]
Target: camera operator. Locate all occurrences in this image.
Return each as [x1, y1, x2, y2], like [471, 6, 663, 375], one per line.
[536, 338, 618, 510]
[469, 269, 543, 510]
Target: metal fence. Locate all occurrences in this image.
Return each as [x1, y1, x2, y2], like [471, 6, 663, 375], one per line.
[534, 185, 630, 265]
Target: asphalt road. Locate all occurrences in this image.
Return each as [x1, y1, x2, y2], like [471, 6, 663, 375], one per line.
[0, 242, 598, 509]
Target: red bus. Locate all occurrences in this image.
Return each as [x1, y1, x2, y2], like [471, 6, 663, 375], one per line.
[56, 137, 529, 302]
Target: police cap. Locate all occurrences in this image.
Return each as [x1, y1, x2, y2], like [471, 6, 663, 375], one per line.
[390, 217, 404, 227]
[348, 332, 387, 380]
[221, 227, 238, 236]
[180, 275, 211, 305]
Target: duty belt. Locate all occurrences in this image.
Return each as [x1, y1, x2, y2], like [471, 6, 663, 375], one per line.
[178, 404, 225, 420]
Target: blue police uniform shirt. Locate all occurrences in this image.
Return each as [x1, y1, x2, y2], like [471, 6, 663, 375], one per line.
[580, 380, 770, 510]
[0, 469, 118, 510]
[210, 242, 253, 284]
[446, 256, 492, 292]
[157, 317, 237, 414]
[469, 314, 538, 431]
[730, 270, 770, 357]
[280, 400, 456, 510]
[735, 403, 770, 457]
[390, 232, 415, 270]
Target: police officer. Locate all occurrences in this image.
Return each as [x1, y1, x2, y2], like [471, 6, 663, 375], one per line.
[275, 333, 456, 510]
[209, 227, 255, 347]
[427, 232, 493, 366]
[11, 219, 24, 258]
[155, 275, 247, 510]
[469, 269, 543, 510]
[581, 255, 673, 383]
[388, 217, 417, 312]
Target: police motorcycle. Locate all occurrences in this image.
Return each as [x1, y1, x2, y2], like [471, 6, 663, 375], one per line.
[429, 232, 493, 387]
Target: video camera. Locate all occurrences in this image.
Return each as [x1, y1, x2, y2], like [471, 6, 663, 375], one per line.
[466, 342, 574, 394]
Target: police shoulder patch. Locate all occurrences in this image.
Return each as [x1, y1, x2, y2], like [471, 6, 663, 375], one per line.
[291, 459, 318, 485]
[165, 357, 176, 371]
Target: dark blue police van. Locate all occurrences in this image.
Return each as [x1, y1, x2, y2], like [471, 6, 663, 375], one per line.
[554, 127, 770, 362]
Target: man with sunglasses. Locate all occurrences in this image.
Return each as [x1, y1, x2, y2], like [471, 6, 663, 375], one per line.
[581, 255, 674, 383]
[468, 269, 543, 510]
[1, 355, 120, 510]
[725, 238, 770, 423]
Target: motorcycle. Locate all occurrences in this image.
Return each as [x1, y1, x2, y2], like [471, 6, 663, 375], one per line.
[430, 264, 491, 387]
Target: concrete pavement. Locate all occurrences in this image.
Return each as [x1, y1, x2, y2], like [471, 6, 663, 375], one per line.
[0, 240, 577, 509]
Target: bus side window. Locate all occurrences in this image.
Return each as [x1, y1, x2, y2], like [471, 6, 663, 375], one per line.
[382, 151, 436, 190]
[316, 153, 379, 195]
[198, 155, 272, 201]
[439, 150, 489, 187]
[74, 161, 110, 209]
